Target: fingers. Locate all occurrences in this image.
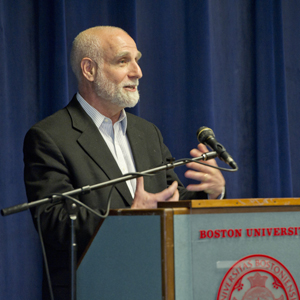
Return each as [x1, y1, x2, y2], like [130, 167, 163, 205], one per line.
[185, 170, 211, 191]
[132, 176, 153, 209]
[189, 143, 218, 170]
[185, 167, 225, 197]
[167, 188, 179, 202]
[190, 143, 209, 158]
[193, 143, 209, 153]
[185, 159, 217, 179]
[185, 143, 225, 198]
[132, 177, 179, 209]
[185, 169, 212, 183]
[135, 176, 144, 191]
[156, 181, 179, 202]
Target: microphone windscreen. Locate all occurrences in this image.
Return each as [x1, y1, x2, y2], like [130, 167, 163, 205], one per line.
[196, 126, 215, 144]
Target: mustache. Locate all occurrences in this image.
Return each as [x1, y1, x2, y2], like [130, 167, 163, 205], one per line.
[121, 80, 139, 87]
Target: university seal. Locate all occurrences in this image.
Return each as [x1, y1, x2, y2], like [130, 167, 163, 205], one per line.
[217, 254, 299, 300]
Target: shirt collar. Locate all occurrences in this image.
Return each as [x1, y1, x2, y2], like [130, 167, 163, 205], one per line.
[76, 92, 127, 134]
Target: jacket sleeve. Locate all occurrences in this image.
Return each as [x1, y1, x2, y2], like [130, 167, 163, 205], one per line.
[23, 126, 102, 254]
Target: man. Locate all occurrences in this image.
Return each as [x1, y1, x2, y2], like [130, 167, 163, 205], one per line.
[24, 26, 225, 299]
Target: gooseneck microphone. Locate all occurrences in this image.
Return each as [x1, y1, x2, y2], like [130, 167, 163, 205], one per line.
[197, 126, 238, 169]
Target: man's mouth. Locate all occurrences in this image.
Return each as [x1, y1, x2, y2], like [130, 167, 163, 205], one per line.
[123, 85, 137, 92]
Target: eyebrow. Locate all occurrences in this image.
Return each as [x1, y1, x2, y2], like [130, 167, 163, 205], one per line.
[115, 51, 142, 60]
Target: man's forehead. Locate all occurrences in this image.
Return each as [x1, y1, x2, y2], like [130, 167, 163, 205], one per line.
[102, 35, 141, 60]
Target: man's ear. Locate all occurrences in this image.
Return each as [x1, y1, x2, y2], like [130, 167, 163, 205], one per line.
[80, 58, 97, 82]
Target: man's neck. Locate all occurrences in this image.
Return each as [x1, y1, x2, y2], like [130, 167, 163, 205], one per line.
[78, 90, 122, 124]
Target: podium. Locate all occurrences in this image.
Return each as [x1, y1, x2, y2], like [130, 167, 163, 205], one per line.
[77, 198, 300, 299]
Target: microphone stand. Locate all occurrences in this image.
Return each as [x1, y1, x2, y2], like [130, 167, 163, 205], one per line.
[69, 203, 78, 300]
[1, 151, 219, 216]
[1, 151, 219, 300]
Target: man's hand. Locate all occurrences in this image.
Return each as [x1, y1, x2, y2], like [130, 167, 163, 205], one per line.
[184, 143, 225, 199]
[131, 176, 179, 209]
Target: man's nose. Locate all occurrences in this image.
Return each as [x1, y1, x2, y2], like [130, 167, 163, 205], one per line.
[128, 61, 143, 79]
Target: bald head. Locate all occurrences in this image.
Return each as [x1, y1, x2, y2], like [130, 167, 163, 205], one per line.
[69, 26, 142, 118]
[70, 26, 132, 82]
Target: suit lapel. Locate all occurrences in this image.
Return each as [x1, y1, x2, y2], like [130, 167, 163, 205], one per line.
[66, 97, 133, 206]
[126, 114, 152, 173]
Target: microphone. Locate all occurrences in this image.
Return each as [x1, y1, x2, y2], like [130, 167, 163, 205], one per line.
[196, 126, 238, 169]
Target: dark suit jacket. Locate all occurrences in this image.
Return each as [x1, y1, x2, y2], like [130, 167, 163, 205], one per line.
[23, 95, 207, 299]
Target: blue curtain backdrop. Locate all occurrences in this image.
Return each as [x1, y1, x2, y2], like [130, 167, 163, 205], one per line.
[1, 0, 299, 299]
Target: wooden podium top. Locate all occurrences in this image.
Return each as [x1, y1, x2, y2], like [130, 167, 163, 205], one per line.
[155, 198, 300, 215]
[107, 198, 300, 217]
[158, 198, 300, 208]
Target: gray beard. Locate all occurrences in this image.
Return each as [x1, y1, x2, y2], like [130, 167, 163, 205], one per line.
[94, 71, 140, 108]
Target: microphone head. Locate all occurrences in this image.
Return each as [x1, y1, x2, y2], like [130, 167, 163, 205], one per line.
[196, 126, 215, 144]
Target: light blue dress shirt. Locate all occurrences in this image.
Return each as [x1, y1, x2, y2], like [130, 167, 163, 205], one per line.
[76, 93, 136, 197]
